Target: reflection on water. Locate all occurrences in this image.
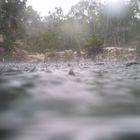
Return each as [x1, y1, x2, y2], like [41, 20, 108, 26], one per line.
[0, 62, 140, 140]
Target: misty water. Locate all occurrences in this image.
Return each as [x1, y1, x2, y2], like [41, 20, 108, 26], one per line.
[0, 61, 140, 140]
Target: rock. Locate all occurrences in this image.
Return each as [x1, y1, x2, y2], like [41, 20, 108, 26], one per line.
[67, 63, 71, 67]
[126, 62, 139, 67]
[68, 69, 75, 76]
[117, 133, 140, 140]
[12, 48, 29, 61]
[95, 62, 104, 65]
[30, 67, 37, 72]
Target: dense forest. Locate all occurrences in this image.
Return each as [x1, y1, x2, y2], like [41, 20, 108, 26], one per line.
[0, 0, 140, 58]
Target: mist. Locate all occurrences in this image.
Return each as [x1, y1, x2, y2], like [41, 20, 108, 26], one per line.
[0, 1, 140, 140]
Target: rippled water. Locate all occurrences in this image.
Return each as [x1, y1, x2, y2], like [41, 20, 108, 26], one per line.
[0, 62, 140, 140]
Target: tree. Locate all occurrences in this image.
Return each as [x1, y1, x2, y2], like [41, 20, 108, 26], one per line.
[101, 0, 140, 46]
[83, 34, 103, 58]
[0, 0, 27, 54]
[25, 6, 42, 35]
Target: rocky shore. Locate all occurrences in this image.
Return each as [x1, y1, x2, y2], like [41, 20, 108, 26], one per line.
[0, 47, 138, 63]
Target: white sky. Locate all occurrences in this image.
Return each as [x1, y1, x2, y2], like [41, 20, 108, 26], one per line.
[27, 0, 81, 16]
[27, 0, 124, 17]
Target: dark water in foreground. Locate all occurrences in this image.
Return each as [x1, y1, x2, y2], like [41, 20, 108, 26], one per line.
[0, 62, 140, 140]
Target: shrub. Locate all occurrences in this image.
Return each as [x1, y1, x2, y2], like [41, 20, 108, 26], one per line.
[136, 41, 140, 57]
[83, 34, 104, 58]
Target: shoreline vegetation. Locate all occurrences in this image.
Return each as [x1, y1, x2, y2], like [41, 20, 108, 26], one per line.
[0, 47, 139, 63]
[0, 0, 140, 63]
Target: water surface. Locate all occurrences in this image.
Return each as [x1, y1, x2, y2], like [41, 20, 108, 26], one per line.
[0, 62, 140, 140]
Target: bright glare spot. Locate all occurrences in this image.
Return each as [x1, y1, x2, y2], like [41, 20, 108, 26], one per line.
[108, 0, 121, 3]
[27, 0, 81, 16]
[27, 0, 127, 17]
[104, 0, 127, 17]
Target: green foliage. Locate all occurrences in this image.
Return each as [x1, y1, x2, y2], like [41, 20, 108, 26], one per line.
[0, 0, 140, 57]
[25, 6, 42, 35]
[136, 36, 140, 56]
[84, 34, 103, 49]
[25, 30, 61, 53]
[0, 0, 27, 54]
[83, 34, 103, 58]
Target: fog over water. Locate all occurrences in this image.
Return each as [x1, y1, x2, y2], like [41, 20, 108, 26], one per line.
[0, 0, 140, 139]
[0, 62, 140, 140]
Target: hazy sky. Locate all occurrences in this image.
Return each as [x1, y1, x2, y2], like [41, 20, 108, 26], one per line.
[27, 0, 81, 16]
[27, 0, 123, 16]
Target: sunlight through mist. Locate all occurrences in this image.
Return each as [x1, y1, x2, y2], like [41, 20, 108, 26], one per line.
[104, 0, 127, 17]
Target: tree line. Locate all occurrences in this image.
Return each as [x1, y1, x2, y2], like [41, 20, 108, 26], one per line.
[0, 0, 140, 56]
